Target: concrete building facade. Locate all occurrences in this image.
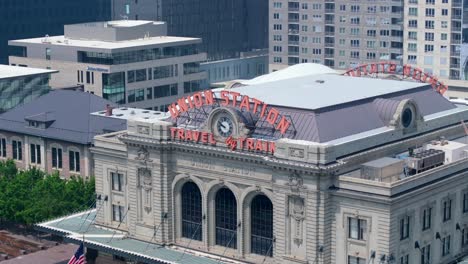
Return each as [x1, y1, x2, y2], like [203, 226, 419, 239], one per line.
[8, 20, 207, 111]
[269, 0, 404, 72]
[34, 67, 468, 263]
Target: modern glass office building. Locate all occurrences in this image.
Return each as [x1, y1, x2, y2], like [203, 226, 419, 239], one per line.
[0, 66, 57, 112]
[0, 0, 111, 64]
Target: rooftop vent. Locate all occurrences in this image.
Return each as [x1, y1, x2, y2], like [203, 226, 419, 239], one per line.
[105, 104, 113, 116]
[315, 80, 325, 84]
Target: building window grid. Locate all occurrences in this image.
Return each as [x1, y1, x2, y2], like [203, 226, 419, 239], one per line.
[51, 147, 62, 169]
[30, 144, 41, 164]
[12, 140, 22, 161]
[69, 150, 80, 172]
[348, 217, 366, 241]
[251, 195, 273, 257]
[0, 138, 6, 157]
[400, 216, 410, 240]
[462, 228, 468, 247]
[112, 204, 125, 222]
[181, 182, 202, 241]
[463, 192, 468, 213]
[111, 172, 124, 192]
[215, 188, 237, 249]
[443, 199, 452, 222]
[422, 207, 432, 230]
[442, 235, 450, 257]
[421, 244, 431, 264]
[400, 254, 409, 264]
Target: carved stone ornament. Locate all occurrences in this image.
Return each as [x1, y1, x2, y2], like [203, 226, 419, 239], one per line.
[138, 168, 152, 213]
[135, 147, 152, 163]
[289, 195, 305, 244]
[287, 173, 305, 192]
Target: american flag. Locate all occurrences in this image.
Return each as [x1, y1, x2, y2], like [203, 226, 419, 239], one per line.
[68, 243, 86, 264]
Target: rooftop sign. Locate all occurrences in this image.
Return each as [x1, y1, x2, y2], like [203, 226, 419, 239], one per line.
[168, 90, 291, 135]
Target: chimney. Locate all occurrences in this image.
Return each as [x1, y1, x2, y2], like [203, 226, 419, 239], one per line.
[105, 104, 113, 116]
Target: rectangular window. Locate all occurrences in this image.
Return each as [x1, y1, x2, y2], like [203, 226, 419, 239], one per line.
[443, 199, 452, 222]
[0, 138, 6, 157]
[51, 147, 62, 169]
[153, 65, 177, 79]
[400, 254, 409, 264]
[462, 228, 468, 247]
[127, 71, 135, 83]
[45, 48, 51, 60]
[91, 72, 94, 84]
[69, 151, 80, 172]
[463, 191, 468, 213]
[442, 235, 450, 256]
[135, 69, 147, 82]
[422, 207, 432, 230]
[348, 256, 366, 264]
[30, 144, 41, 164]
[146, 87, 153, 100]
[86, 71, 91, 84]
[12, 140, 22, 161]
[111, 172, 124, 192]
[348, 217, 367, 240]
[421, 244, 431, 264]
[400, 216, 410, 240]
[135, 89, 145, 102]
[112, 204, 125, 222]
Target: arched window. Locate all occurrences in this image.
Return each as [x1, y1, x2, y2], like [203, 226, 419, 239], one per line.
[251, 194, 273, 256]
[181, 182, 202, 241]
[215, 188, 237, 249]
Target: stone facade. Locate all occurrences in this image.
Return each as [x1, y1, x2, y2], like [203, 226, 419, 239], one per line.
[92, 111, 468, 264]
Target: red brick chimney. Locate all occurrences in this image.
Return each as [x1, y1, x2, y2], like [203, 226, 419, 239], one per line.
[105, 104, 113, 116]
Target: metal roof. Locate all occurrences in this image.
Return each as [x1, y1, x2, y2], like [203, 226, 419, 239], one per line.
[0, 90, 127, 145]
[36, 210, 245, 264]
[176, 84, 456, 143]
[0, 65, 57, 80]
[231, 74, 428, 110]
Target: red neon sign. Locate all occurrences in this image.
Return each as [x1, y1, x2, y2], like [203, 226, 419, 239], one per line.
[168, 90, 291, 135]
[344, 62, 448, 95]
[169, 127, 275, 154]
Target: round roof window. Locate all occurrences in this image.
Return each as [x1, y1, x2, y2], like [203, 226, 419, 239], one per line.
[402, 108, 413, 128]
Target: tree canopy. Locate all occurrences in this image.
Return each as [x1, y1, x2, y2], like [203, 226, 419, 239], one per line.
[0, 160, 95, 225]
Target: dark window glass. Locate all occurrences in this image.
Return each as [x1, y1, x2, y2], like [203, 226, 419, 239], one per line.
[181, 182, 202, 241]
[1, 138, 6, 157]
[86, 71, 91, 84]
[251, 195, 273, 256]
[215, 188, 237, 248]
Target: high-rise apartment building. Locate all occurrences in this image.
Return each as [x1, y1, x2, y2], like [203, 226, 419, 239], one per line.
[0, 0, 111, 64]
[269, 0, 404, 72]
[403, 0, 468, 81]
[111, 0, 268, 61]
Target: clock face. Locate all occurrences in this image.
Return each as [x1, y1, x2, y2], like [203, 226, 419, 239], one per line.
[216, 116, 234, 137]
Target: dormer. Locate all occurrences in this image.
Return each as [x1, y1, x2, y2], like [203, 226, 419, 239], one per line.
[24, 112, 56, 129]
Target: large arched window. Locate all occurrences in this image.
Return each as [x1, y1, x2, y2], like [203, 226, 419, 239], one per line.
[251, 194, 273, 256]
[181, 182, 202, 241]
[215, 188, 237, 249]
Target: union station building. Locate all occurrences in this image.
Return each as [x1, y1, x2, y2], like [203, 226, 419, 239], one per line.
[38, 65, 468, 264]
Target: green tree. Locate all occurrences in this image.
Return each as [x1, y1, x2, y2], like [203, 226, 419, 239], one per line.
[0, 161, 95, 225]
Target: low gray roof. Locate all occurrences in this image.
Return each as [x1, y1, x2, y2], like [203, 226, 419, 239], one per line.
[0, 90, 127, 144]
[232, 74, 427, 110]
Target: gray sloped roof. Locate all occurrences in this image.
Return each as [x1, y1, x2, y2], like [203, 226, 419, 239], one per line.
[0, 90, 127, 144]
[175, 85, 457, 143]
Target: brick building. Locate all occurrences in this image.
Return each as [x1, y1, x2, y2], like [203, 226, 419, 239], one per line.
[0, 90, 127, 178]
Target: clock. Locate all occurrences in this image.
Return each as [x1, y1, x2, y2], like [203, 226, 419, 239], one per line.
[217, 116, 234, 137]
[208, 108, 239, 139]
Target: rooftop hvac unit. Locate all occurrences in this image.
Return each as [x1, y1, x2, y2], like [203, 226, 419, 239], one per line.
[361, 157, 404, 183]
[405, 149, 445, 175]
